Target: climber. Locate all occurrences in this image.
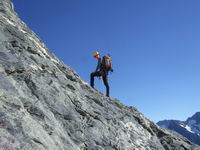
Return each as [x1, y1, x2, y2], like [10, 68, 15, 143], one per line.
[90, 51, 113, 97]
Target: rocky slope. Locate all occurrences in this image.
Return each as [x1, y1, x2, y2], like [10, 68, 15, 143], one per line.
[0, 0, 199, 149]
[158, 112, 200, 146]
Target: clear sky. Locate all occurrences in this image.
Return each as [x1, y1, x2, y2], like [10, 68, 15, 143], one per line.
[12, 0, 200, 122]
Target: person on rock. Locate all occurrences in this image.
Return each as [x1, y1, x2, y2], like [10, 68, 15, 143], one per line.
[90, 51, 113, 97]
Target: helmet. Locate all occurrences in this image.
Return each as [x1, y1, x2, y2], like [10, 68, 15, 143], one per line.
[93, 51, 99, 57]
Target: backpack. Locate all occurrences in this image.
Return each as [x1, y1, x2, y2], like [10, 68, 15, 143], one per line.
[101, 55, 112, 71]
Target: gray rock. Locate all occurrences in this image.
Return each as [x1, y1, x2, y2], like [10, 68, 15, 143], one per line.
[0, 0, 199, 150]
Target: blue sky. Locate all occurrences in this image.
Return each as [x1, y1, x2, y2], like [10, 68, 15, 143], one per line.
[12, 0, 200, 122]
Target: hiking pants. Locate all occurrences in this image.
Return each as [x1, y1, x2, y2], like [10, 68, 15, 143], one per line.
[90, 71, 110, 97]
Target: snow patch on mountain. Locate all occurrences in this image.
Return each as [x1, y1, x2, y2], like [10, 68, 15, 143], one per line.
[179, 124, 195, 134]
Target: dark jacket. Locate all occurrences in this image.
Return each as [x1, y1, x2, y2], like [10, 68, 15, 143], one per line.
[95, 57, 102, 72]
[95, 57, 109, 76]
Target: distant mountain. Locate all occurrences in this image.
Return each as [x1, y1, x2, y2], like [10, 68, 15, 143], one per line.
[158, 112, 200, 146]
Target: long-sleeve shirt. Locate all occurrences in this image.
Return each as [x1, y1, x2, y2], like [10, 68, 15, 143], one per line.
[95, 57, 101, 72]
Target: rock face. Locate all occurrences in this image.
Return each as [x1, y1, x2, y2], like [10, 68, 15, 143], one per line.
[158, 112, 200, 146]
[0, 0, 199, 149]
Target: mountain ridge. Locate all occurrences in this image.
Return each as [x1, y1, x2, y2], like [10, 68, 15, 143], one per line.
[158, 112, 200, 146]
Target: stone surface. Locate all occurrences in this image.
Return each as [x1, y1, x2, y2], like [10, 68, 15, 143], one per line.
[0, 0, 199, 149]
